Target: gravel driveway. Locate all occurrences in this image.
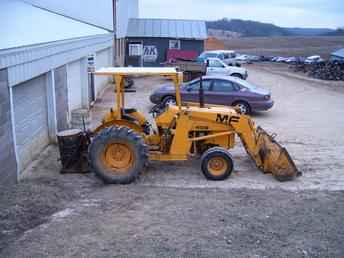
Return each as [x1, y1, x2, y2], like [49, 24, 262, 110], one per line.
[1, 65, 344, 257]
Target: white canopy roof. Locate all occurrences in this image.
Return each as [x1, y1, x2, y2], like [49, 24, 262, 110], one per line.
[95, 67, 179, 76]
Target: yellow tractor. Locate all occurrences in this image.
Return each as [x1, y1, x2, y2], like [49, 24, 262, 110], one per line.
[89, 67, 300, 184]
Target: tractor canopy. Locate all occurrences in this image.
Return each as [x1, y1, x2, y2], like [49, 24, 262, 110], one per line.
[95, 67, 184, 119]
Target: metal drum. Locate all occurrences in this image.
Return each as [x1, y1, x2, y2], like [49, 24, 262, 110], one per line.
[56, 129, 89, 174]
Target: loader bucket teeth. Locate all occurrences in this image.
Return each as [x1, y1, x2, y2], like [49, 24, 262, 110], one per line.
[255, 127, 299, 181]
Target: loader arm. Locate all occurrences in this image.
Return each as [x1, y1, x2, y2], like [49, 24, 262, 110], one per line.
[231, 115, 300, 181]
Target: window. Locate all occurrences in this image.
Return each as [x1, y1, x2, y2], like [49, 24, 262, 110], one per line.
[199, 52, 218, 59]
[129, 44, 142, 56]
[232, 83, 241, 91]
[169, 40, 181, 50]
[218, 53, 225, 60]
[208, 59, 224, 68]
[187, 79, 212, 91]
[224, 52, 236, 58]
[212, 80, 235, 92]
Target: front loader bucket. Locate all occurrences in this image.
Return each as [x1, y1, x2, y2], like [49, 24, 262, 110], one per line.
[254, 127, 301, 182]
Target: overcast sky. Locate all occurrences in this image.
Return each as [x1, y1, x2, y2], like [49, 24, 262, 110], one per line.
[139, 0, 343, 29]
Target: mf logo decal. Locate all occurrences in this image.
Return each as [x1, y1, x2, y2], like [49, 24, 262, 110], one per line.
[216, 114, 240, 124]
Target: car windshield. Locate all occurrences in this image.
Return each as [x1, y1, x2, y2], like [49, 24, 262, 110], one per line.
[199, 52, 218, 59]
[185, 77, 203, 85]
[236, 79, 257, 90]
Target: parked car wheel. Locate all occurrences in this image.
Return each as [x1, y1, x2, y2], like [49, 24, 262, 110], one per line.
[124, 77, 134, 88]
[231, 73, 243, 79]
[149, 103, 166, 118]
[233, 101, 251, 115]
[163, 96, 176, 107]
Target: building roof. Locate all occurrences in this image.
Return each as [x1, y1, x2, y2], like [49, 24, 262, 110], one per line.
[126, 18, 207, 40]
[332, 48, 344, 58]
[0, 0, 110, 50]
[23, 0, 114, 31]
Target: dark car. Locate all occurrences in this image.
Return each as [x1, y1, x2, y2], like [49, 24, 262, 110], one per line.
[149, 76, 274, 114]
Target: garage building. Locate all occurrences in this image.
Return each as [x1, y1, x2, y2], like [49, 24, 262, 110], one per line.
[126, 18, 207, 67]
[0, 0, 138, 186]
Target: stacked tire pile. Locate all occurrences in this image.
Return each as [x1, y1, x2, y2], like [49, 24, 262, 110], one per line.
[308, 61, 344, 81]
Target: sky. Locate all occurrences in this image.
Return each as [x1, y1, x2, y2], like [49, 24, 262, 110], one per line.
[139, 0, 344, 29]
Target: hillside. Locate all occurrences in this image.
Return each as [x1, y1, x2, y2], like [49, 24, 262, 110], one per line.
[221, 36, 344, 59]
[323, 28, 344, 36]
[206, 18, 336, 37]
[285, 27, 334, 36]
[206, 18, 291, 37]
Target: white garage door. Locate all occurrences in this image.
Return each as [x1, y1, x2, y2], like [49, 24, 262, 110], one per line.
[13, 74, 49, 171]
[67, 59, 83, 111]
[95, 48, 111, 96]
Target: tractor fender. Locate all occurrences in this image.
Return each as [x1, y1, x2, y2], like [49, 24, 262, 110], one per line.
[93, 119, 143, 135]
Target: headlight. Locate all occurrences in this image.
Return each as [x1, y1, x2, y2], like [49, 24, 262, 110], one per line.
[264, 95, 270, 100]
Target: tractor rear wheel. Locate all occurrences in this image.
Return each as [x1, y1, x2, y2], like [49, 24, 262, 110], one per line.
[89, 126, 148, 184]
[201, 147, 234, 181]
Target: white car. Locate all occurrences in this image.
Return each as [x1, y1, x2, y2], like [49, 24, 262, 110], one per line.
[198, 50, 237, 65]
[206, 58, 248, 80]
[234, 54, 252, 64]
[276, 57, 288, 63]
[221, 50, 237, 65]
[305, 55, 324, 64]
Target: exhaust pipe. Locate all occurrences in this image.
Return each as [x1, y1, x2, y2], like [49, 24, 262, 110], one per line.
[199, 76, 205, 108]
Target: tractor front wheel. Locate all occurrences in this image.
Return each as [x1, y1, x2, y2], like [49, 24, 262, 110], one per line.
[89, 126, 148, 184]
[201, 147, 234, 181]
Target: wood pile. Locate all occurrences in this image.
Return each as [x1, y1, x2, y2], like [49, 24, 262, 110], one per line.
[308, 61, 344, 81]
[290, 61, 344, 81]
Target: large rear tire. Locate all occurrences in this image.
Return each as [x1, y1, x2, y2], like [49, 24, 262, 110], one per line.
[201, 147, 234, 181]
[89, 126, 148, 184]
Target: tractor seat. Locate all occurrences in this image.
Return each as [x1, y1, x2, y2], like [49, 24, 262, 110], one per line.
[121, 108, 152, 134]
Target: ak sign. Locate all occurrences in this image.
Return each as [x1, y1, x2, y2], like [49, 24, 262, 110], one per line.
[143, 46, 158, 62]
